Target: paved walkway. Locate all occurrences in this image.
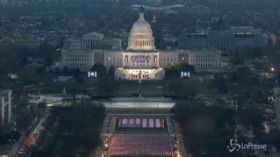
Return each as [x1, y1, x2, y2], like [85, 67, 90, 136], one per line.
[167, 117, 188, 157]
[95, 116, 116, 157]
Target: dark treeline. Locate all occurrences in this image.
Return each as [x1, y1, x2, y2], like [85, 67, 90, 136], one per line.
[164, 62, 195, 80]
[30, 103, 106, 157]
[171, 103, 242, 156]
[0, 44, 57, 74]
[90, 64, 118, 98]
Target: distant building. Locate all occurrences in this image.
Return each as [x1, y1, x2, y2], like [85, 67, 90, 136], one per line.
[178, 32, 208, 50]
[187, 49, 221, 72]
[104, 50, 123, 67]
[231, 26, 267, 48]
[102, 38, 122, 50]
[93, 50, 105, 65]
[82, 32, 104, 49]
[63, 37, 84, 50]
[208, 20, 233, 51]
[161, 34, 177, 48]
[61, 48, 95, 71]
[178, 19, 268, 52]
[61, 11, 222, 79]
[63, 32, 121, 51]
[0, 89, 12, 126]
[159, 49, 179, 67]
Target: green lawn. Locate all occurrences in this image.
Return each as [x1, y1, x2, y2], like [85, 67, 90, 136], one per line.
[18, 66, 37, 78]
[25, 79, 216, 97]
[116, 83, 164, 97]
[110, 79, 216, 97]
[24, 78, 217, 97]
[25, 82, 90, 94]
[181, 80, 216, 94]
[114, 117, 168, 134]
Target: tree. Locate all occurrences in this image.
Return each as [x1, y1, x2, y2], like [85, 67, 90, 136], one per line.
[165, 62, 195, 79]
[230, 72, 238, 83]
[55, 67, 60, 72]
[171, 103, 191, 123]
[44, 57, 53, 67]
[213, 74, 228, 93]
[96, 76, 118, 97]
[38, 102, 46, 109]
[231, 66, 258, 85]
[36, 66, 45, 73]
[240, 105, 264, 129]
[90, 64, 107, 77]
[181, 62, 195, 74]
[167, 80, 183, 96]
[182, 82, 197, 106]
[108, 66, 115, 78]
[63, 66, 69, 73]
[230, 56, 244, 65]
[74, 74, 85, 84]
[171, 103, 236, 156]
[165, 62, 181, 79]
[31, 104, 105, 157]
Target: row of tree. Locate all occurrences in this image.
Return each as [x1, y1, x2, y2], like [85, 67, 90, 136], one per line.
[171, 103, 239, 156]
[30, 103, 105, 157]
[164, 62, 195, 79]
[90, 64, 118, 97]
[0, 43, 57, 74]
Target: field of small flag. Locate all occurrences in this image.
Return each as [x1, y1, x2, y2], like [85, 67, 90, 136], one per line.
[109, 135, 172, 157]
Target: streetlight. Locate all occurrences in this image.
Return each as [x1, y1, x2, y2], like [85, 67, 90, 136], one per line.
[270, 67, 278, 84]
[271, 67, 275, 73]
[108, 57, 111, 66]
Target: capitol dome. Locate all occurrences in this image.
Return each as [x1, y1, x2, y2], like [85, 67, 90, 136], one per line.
[127, 12, 156, 51]
[131, 13, 152, 32]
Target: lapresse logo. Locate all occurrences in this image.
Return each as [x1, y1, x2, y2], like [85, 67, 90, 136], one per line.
[227, 139, 267, 152]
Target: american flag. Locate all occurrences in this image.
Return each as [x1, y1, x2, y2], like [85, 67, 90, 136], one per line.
[118, 118, 164, 128]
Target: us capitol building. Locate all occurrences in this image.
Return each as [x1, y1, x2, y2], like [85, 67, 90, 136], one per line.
[61, 11, 221, 80]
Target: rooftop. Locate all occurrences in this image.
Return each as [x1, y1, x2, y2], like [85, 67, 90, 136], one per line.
[124, 50, 158, 53]
[82, 32, 104, 39]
